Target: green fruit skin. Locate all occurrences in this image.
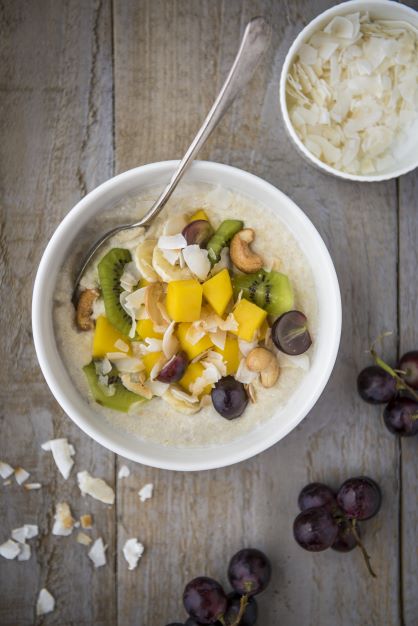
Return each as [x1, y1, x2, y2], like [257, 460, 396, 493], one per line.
[207, 219, 244, 265]
[83, 362, 146, 412]
[232, 270, 294, 317]
[98, 248, 132, 336]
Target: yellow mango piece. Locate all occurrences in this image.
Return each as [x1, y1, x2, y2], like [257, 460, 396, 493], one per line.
[177, 322, 213, 359]
[189, 209, 208, 222]
[142, 351, 163, 378]
[92, 316, 132, 359]
[136, 318, 163, 340]
[202, 269, 233, 317]
[214, 334, 240, 375]
[166, 279, 203, 322]
[231, 298, 267, 342]
[180, 362, 212, 396]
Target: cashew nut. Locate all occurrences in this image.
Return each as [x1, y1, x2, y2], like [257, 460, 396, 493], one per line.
[230, 229, 264, 273]
[76, 288, 99, 331]
[246, 347, 280, 388]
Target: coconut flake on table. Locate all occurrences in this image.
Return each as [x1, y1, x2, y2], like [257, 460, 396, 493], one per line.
[0, 539, 21, 560]
[17, 543, 31, 561]
[118, 465, 130, 479]
[41, 438, 75, 480]
[24, 482, 42, 491]
[88, 537, 107, 568]
[12, 524, 38, 542]
[286, 11, 418, 175]
[36, 588, 55, 616]
[14, 467, 30, 485]
[77, 532, 92, 546]
[123, 538, 144, 570]
[52, 502, 75, 536]
[77, 471, 115, 505]
[0, 461, 14, 480]
[138, 483, 154, 502]
[80, 514, 93, 529]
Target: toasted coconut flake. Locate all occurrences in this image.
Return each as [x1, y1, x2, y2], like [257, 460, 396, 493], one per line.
[202, 351, 227, 377]
[0, 539, 20, 560]
[149, 354, 167, 381]
[80, 514, 93, 529]
[88, 537, 107, 568]
[235, 358, 258, 384]
[120, 261, 141, 292]
[52, 502, 75, 536]
[190, 362, 221, 396]
[3, 480, 11, 486]
[114, 339, 130, 353]
[0, 461, 14, 479]
[77, 532, 92, 546]
[182, 245, 211, 280]
[144, 379, 170, 397]
[77, 471, 115, 505]
[245, 383, 257, 404]
[118, 465, 130, 479]
[170, 387, 200, 404]
[162, 321, 179, 359]
[106, 354, 144, 373]
[145, 282, 167, 327]
[163, 388, 201, 414]
[238, 339, 259, 357]
[120, 373, 153, 400]
[138, 483, 154, 502]
[24, 483, 42, 490]
[209, 329, 226, 350]
[14, 467, 30, 485]
[123, 538, 144, 570]
[41, 438, 75, 480]
[143, 337, 164, 353]
[157, 233, 187, 250]
[185, 324, 207, 346]
[17, 543, 31, 561]
[36, 588, 55, 616]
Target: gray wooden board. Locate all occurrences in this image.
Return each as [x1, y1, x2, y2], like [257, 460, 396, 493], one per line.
[0, 0, 416, 624]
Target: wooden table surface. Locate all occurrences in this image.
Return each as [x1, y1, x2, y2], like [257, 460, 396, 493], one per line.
[1, 1, 417, 624]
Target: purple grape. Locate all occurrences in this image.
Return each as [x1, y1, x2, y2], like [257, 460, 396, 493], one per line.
[157, 351, 188, 383]
[271, 310, 312, 355]
[223, 592, 257, 626]
[383, 397, 418, 436]
[227, 548, 271, 597]
[165, 623, 184, 626]
[185, 620, 202, 626]
[357, 365, 396, 404]
[182, 220, 214, 248]
[399, 351, 418, 389]
[211, 376, 248, 420]
[293, 506, 338, 552]
[336, 477, 381, 521]
[183, 577, 227, 625]
[297, 482, 336, 512]
[331, 522, 358, 552]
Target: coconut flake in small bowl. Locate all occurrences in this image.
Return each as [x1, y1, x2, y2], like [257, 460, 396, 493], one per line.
[280, 1, 418, 181]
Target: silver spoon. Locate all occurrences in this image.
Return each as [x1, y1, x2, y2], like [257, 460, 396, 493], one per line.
[74, 16, 271, 297]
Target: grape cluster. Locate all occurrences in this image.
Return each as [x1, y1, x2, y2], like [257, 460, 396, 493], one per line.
[165, 548, 271, 626]
[293, 478, 381, 577]
[357, 349, 418, 437]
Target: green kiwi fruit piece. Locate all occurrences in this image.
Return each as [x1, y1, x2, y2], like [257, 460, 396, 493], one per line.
[97, 248, 132, 336]
[207, 219, 243, 265]
[232, 269, 294, 318]
[83, 361, 146, 412]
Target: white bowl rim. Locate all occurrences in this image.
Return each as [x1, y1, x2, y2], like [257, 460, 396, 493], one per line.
[32, 160, 342, 471]
[279, 0, 418, 182]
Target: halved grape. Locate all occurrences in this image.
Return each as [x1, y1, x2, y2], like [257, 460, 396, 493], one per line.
[331, 522, 358, 552]
[383, 397, 418, 437]
[399, 351, 418, 390]
[271, 310, 312, 355]
[182, 220, 214, 248]
[357, 365, 396, 404]
[183, 577, 227, 625]
[297, 482, 336, 512]
[211, 376, 248, 420]
[293, 506, 338, 552]
[227, 548, 271, 597]
[336, 477, 381, 521]
[157, 351, 188, 383]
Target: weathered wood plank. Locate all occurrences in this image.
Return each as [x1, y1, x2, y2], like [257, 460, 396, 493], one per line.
[113, 1, 401, 624]
[0, 1, 115, 624]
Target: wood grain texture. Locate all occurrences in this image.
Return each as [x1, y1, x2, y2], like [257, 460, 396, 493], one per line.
[0, 1, 116, 624]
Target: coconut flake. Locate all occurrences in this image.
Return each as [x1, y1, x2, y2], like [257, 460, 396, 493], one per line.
[143, 337, 164, 353]
[209, 329, 226, 350]
[170, 387, 200, 404]
[77, 532, 92, 546]
[0, 539, 20, 560]
[0, 461, 14, 479]
[24, 483, 42, 491]
[235, 358, 258, 384]
[157, 234, 187, 250]
[80, 514, 93, 529]
[118, 465, 130, 479]
[14, 467, 30, 485]
[138, 483, 154, 502]
[123, 538, 144, 570]
[36, 588, 55, 616]
[88, 537, 107, 568]
[12, 525, 38, 543]
[114, 339, 130, 353]
[182, 245, 211, 280]
[41, 438, 75, 480]
[144, 378, 169, 397]
[238, 339, 259, 357]
[17, 543, 31, 561]
[52, 502, 75, 536]
[77, 471, 115, 505]
[162, 321, 179, 359]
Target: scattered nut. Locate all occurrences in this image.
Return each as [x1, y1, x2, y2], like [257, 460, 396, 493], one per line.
[76, 289, 99, 331]
[230, 229, 264, 273]
[246, 347, 280, 388]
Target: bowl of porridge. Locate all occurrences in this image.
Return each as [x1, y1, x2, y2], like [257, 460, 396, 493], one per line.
[32, 161, 341, 470]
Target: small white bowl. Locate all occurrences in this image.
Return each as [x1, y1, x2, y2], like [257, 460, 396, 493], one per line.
[279, 0, 418, 182]
[32, 161, 341, 471]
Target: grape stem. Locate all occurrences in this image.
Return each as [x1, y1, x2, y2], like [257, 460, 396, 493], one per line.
[231, 594, 249, 626]
[350, 519, 377, 579]
[370, 336, 418, 402]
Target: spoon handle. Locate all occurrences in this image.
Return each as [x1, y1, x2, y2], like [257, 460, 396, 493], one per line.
[134, 16, 271, 228]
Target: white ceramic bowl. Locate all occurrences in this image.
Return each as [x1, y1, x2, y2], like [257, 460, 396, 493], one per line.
[279, 0, 418, 182]
[32, 161, 341, 471]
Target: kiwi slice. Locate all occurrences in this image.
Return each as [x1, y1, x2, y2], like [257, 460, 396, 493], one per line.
[207, 219, 243, 265]
[98, 248, 132, 335]
[83, 362, 146, 412]
[232, 269, 294, 318]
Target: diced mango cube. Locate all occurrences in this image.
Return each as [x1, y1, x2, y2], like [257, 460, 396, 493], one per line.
[202, 269, 233, 317]
[180, 362, 212, 396]
[177, 322, 213, 359]
[231, 299, 267, 342]
[166, 279, 203, 322]
[214, 334, 240, 375]
[142, 351, 164, 378]
[136, 318, 163, 340]
[92, 316, 132, 358]
[189, 209, 208, 222]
